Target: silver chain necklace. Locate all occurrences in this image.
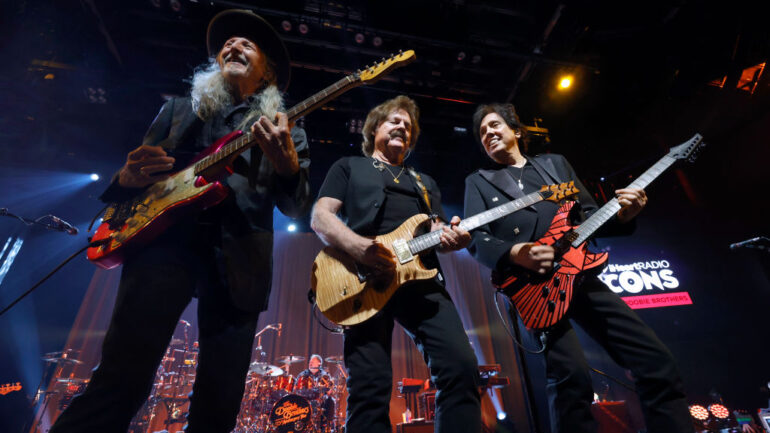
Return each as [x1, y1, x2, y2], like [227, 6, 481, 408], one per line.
[372, 158, 405, 184]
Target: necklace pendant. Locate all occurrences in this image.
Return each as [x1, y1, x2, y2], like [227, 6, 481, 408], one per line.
[518, 180, 524, 190]
[393, 178, 400, 184]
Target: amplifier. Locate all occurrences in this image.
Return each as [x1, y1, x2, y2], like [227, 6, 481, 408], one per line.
[396, 421, 434, 433]
[419, 391, 436, 420]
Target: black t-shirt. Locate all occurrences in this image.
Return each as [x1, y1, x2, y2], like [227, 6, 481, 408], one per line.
[317, 157, 429, 236]
[317, 156, 443, 274]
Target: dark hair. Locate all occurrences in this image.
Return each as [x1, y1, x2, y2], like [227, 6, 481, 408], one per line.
[472, 103, 529, 153]
[361, 95, 420, 157]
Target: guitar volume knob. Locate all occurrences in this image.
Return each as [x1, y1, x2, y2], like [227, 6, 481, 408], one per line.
[559, 290, 566, 300]
[541, 287, 550, 298]
[547, 300, 556, 312]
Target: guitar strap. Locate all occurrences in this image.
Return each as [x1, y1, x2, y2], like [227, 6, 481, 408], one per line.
[406, 167, 433, 215]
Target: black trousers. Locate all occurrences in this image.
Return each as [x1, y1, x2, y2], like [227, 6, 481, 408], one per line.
[50, 228, 259, 433]
[538, 276, 693, 433]
[343, 281, 481, 433]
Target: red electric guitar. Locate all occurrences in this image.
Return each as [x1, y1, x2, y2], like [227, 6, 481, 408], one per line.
[492, 133, 705, 330]
[87, 51, 416, 269]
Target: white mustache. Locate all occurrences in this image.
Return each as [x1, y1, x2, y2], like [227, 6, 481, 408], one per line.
[224, 53, 248, 65]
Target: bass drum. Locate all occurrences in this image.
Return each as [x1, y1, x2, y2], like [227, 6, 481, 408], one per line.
[269, 394, 314, 433]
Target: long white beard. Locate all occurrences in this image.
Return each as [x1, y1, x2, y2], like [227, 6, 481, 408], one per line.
[189, 60, 285, 131]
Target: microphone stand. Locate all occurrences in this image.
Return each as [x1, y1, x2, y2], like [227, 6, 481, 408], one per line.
[0, 208, 79, 235]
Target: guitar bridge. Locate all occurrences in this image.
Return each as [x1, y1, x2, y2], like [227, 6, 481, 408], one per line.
[392, 239, 413, 264]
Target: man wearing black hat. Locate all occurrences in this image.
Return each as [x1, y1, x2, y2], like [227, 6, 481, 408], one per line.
[50, 10, 310, 433]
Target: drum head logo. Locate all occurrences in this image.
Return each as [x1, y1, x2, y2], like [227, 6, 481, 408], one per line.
[270, 394, 313, 432]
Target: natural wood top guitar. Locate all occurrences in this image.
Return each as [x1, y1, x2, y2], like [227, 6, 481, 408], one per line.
[311, 182, 579, 326]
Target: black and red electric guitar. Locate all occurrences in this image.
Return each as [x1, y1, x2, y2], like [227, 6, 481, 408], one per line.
[492, 133, 704, 330]
[87, 51, 416, 269]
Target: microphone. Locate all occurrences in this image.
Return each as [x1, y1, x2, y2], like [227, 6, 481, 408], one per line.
[51, 216, 79, 235]
[729, 237, 767, 250]
[179, 319, 191, 327]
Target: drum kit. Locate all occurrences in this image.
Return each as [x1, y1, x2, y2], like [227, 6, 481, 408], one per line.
[126, 321, 347, 433]
[34, 322, 346, 433]
[29, 348, 89, 433]
[233, 355, 347, 433]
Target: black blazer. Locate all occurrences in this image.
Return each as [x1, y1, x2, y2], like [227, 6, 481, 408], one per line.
[100, 96, 312, 312]
[463, 153, 633, 274]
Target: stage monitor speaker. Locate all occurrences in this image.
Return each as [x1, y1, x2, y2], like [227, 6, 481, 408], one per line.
[758, 408, 770, 432]
[590, 401, 635, 433]
[396, 421, 435, 433]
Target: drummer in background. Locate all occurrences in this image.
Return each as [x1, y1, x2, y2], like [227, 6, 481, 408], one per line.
[296, 354, 327, 382]
[296, 354, 336, 427]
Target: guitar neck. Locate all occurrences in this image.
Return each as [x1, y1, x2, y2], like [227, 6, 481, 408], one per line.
[407, 191, 546, 255]
[194, 74, 361, 174]
[571, 154, 677, 247]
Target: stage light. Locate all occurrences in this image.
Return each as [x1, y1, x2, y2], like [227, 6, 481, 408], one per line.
[287, 224, 297, 232]
[558, 75, 573, 90]
[709, 403, 729, 419]
[600, 177, 605, 182]
[298, 23, 309, 35]
[457, 51, 466, 61]
[497, 411, 507, 421]
[372, 36, 382, 47]
[281, 20, 292, 32]
[354, 33, 365, 44]
[689, 405, 709, 421]
[90, 173, 100, 181]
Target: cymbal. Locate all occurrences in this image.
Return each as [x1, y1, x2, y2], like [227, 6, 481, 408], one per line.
[249, 362, 284, 376]
[275, 355, 305, 365]
[56, 378, 89, 385]
[324, 356, 344, 364]
[42, 355, 83, 364]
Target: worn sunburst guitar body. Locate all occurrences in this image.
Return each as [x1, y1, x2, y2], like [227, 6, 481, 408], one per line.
[493, 134, 705, 331]
[87, 51, 416, 269]
[311, 182, 579, 326]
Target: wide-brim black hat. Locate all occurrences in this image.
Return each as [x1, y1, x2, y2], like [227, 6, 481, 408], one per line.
[207, 9, 291, 92]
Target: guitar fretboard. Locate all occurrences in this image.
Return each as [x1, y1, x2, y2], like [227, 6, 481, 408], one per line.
[194, 74, 360, 175]
[407, 190, 546, 255]
[571, 154, 677, 247]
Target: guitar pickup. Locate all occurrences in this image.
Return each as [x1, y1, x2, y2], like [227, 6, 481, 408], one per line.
[392, 239, 413, 264]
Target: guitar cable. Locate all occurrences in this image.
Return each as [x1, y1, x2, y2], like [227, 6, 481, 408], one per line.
[493, 291, 547, 354]
[307, 289, 344, 334]
[0, 238, 109, 318]
[494, 292, 637, 392]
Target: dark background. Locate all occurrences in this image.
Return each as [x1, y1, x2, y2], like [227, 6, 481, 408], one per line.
[1, 1, 768, 432]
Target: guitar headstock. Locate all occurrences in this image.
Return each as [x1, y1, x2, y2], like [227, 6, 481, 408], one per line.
[357, 50, 416, 84]
[539, 181, 579, 202]
[668, 133, 705, 163]
[0, 382, 22, 396]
